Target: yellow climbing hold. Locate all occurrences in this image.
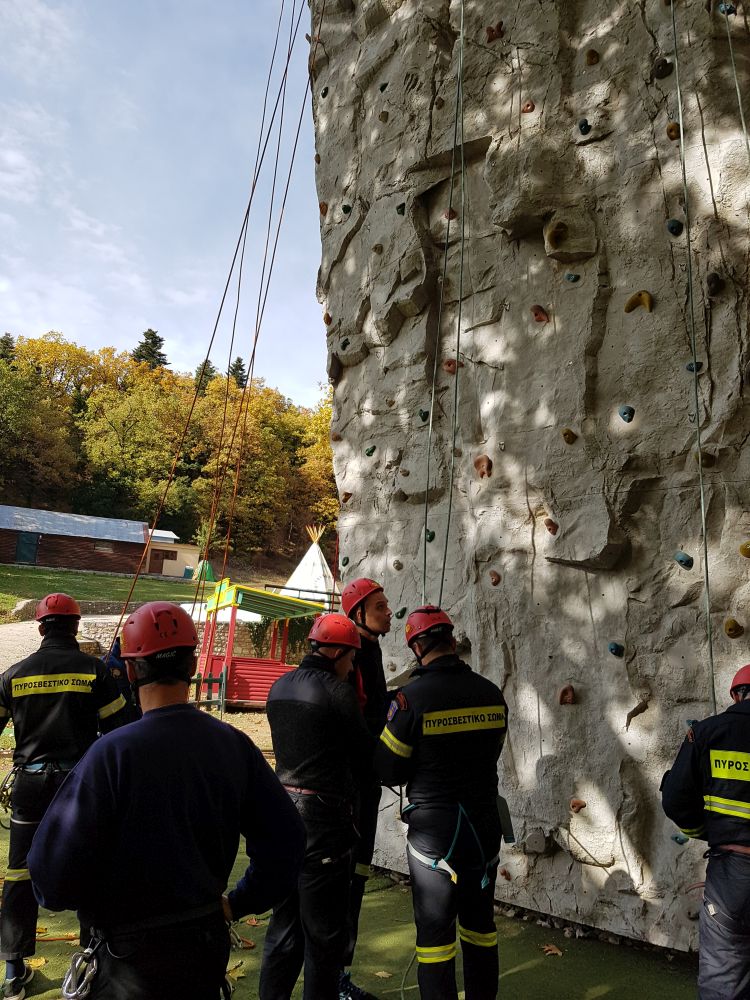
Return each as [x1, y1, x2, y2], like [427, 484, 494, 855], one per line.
[725, 619, 745, 639]
[740, 542, 750, 558]
[624, 290, 654, 313]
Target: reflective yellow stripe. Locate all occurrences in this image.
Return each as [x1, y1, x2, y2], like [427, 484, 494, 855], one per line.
[12, 674, 94, 697]
[710, 750, 750, 781]
[422, 705, 505, 736]
[0, 706, 9, 718]
[679, 825, 706, 838]
[98, 695, 126, 720]
[704, 794, 750, 820]
[458, 925, 498, 947]
[5, 868, 30, 882]
[354, 863, 372, 879]
[416, 942, 457, 964]
[379, 727, 413, 758]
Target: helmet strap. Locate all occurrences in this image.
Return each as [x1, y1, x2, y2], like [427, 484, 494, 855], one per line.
[311, 641, 351, 663]
[354, 604, 381, 639]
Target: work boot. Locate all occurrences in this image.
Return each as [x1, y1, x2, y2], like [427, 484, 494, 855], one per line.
[2, 965, 34, 1000]
[338, 969, 379, 1000]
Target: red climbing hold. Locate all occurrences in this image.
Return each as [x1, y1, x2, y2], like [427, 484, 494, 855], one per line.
[522, 100, 535, 114]
[666, 121, 681, 141]
[474, 455, 493, 478]
[559, 685, 576, 705]
[485, 21, 504, 42]
[489, 570, 501, 586]
[442, 358, 464, 374]
[323, 312, 333, 325]
[499, 867, 511, 881]
[331, 432, 342, 442]
[531, 305, 550, 323]
[570, 799, 587, 814]
[544, 517, 558, 535]
[319, 201, 329, 216]
[585, 49, 600, 66]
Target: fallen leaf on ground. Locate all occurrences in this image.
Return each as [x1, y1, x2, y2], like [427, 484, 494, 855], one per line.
[27, 957, 47, 969]
[36, 926, 47, 934]
[244, 916, 259, 926]
[541, 944, 563, 957]
[375, 971, 393, 979]
[238, 936, 255, 950]
[226, 960, 245, 981]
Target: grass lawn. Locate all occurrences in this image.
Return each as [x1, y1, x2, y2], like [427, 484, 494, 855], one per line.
[0, 565, 248, 623]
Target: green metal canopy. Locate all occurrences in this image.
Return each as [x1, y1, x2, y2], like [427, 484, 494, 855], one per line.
[205, 578, 324, 620]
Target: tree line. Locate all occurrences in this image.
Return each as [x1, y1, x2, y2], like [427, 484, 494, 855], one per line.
[0, 330, 337, 560]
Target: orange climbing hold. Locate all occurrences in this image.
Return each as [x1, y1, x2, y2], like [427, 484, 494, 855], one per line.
[531, 305, 550, 323]
[544, 517, 558, 535]
[319, 201, 328, 216]
[342, 492, 353, 503]
[489, 570, 501, 586]
[331, 431, 342, 442]
[323, 312, 333, 325]
[666, 121, 681, 141]
[559, 685, 576, 705]
[522, 100, 535, 113]
[740, 542, 750, 558]
[624, 290, 653, 313]
[561, 428, 578, 445]
[442, 358, 464, 374]
[570, 799, 587, 813]
[314, 153, 321, 164]
[585, 49, 600, 66]
[474, 455, 493, 478]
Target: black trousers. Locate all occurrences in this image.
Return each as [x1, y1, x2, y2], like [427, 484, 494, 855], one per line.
[0, 767, 70, 961]
[343, 777, 381, 967]
[260, 793, 355, 1000]
[699, 850, 750, 999]
[85, 914, 230, 1000]
[406, 804, 501, 1000]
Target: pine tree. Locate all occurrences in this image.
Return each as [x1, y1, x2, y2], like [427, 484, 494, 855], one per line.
[132, 329, 168, 369]
[228, 355, 248, 388]
[0, 333, 15, 362]
[194, 359, 218, 395]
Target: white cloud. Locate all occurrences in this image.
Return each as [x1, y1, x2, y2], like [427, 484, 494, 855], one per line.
[0, 0, 77, 84]
[0, 100, 68, 203]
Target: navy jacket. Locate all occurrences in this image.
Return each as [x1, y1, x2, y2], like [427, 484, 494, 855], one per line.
[28, 703, 305, 928]
[663, 700, 750, 846]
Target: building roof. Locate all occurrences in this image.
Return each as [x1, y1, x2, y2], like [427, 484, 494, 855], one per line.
[0, 504, 149, 544]
[150, 529, 180, 544]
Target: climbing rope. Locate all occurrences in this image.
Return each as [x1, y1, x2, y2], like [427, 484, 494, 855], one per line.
[421, 0, 467, 606]
[720, 5, 750, 169]
[669, 1, 717, 714]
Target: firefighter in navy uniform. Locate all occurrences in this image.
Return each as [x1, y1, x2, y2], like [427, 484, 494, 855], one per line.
[374, 606, 508, 1000]
[339, 578, 392, 1000]
[662, 663, 750, 1000]
[0, 593, 128, 1000]
[260, 613, 374, 1000]
[28, 601, 305, 1000]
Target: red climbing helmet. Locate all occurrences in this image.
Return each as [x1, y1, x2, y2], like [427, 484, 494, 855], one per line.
[308, 613, 361, 649]
[35, 593, 81, 621]
[405, 606, 454, 647]
[731, 664, 750, 697]
[121, 602, 198, 659]
[341, 578, 383, 618]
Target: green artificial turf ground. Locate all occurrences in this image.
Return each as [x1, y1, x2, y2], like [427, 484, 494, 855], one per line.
[0, 825, 698, 1000]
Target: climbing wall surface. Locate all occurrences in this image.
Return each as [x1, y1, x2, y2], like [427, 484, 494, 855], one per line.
[310, 0, 750, 949]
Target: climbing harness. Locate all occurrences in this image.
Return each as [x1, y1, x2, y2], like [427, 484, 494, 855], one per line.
[669, 1, 716, 714]
[404, 802, 498, 890]
[0, 766, 18, 830]
[61, 937, 102, 999]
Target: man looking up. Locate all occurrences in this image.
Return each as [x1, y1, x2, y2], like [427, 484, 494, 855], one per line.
[0, 593, 128, 1000]
[29, 601, 305, 1000]
[261, 613, 373, 1000]
[338, 579, 392, 1000]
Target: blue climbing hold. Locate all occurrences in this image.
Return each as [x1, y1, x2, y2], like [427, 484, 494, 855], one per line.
[565, 273, 580, 283]
[671, 834, 689, 846]
[578, 118, 591, 135]
[667, 219, 684, 237]
[675, 551, 694, 570]
[686, 361, 703, 373]
[608, 642, 625, 657]
[719, 3, 737, 14]
[618, 405, 635, 423]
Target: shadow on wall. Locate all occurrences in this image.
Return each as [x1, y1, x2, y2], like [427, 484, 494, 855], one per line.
[309, 0, 750, 950]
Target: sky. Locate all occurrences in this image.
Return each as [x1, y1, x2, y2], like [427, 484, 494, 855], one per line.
[0, 0, 327, 406]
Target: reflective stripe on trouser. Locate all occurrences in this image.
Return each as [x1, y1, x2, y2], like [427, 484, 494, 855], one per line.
[698, 851, 750, 1000]
[343, 780, 381, 967]
[407, 840, 499, 1000]
[0, 768, 70, 960]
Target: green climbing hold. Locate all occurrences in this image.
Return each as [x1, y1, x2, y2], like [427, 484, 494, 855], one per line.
[342, 556, 349, 567]
[394, 607, 407, 619]
[341, 338, 350, 350]
[419, 409, 429, 422]
[342, 204, 352, 214]
[396, 203, 406, 216]
[425, 529, 435, 543]
[671, 834, 689, 846]
[365, 446, 376, 457]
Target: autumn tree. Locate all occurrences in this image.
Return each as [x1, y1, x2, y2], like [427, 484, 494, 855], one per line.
[228, 356, 248, 388]
[132, 329, 168, 369]
[0, 333, 15, 362]
[194, 359, 219, 396]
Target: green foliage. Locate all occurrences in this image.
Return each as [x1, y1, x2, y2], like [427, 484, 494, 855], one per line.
[132, 329, 168, 368]
[0, 333, 15, 362]
[228, 356, 248, 388]
[195, 359, 219, 395]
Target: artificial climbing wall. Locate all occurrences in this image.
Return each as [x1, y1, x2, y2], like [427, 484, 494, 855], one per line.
[310, 0, 750, 949]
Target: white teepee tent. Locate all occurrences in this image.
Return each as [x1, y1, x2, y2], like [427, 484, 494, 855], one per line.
[277, 525, 338, 609]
